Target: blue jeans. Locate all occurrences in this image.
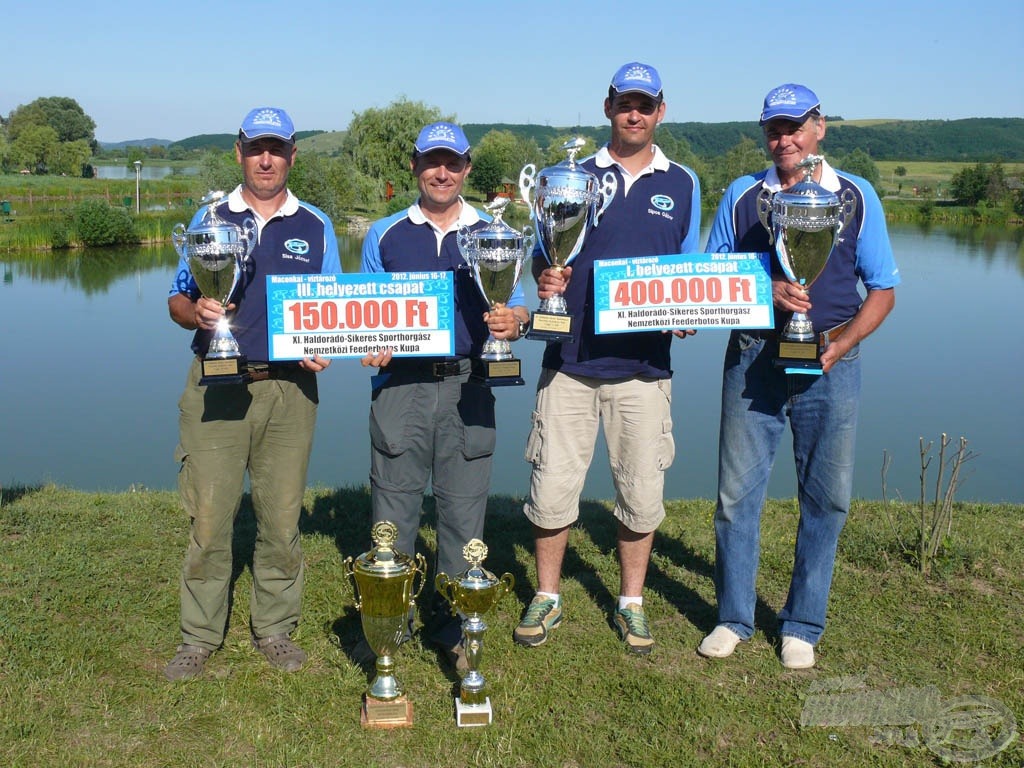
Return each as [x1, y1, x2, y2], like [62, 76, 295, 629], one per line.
[714, 330, 860, 645]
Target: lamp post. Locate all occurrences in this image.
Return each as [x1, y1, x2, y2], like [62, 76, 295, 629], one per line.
[133, 160, 142, 214]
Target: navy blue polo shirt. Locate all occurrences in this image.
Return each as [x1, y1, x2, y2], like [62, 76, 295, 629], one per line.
[361, 198, 526, 359]
[535, 145, 701, 380]
[705, 160, 900, 331]
[170, 186, 341, 362]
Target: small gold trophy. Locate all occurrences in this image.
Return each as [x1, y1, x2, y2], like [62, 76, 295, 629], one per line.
[435, 539, 514, 727]
[343, 521, 426, 728]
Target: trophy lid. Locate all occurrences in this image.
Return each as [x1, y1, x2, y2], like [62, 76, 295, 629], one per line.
[471, 198, 524, 249]
[773, 155, 839, 210]
[351, 521, 420, 577]
[451, 539, 500, 591]
[180, 191, 250, 247]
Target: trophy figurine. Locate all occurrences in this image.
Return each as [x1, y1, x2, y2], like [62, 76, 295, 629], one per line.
[458, 197, 533, 386]
[758, 155, 857, 374]
[519, 137, 617, 342]
[435, 539, 514, 727]
[343, 521, 427, 728]
[172, 191, 257, 385]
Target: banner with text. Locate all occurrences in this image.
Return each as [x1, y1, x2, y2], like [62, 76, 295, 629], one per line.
[593, 252, 774, 333]
[267, 271, 454, 360]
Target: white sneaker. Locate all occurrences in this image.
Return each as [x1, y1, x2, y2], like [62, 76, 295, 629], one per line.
[697, 625, 744, 658]
[780, 636, 815, 669]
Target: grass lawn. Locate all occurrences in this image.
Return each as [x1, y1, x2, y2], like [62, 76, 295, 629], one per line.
[1, 485, 1020, 767]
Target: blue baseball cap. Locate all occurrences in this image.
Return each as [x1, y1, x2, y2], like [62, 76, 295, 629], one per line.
[759, 84, 821, 125]
[414, 121, 471, 156]
[610, 62, 663, 99]
[239, 107, 295, 143]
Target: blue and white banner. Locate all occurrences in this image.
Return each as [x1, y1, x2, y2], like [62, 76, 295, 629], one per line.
[266, 271, 455, 359]
[593, 252, 774, 333]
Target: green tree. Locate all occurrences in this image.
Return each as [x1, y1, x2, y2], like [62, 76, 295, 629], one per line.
[705, 137, 767, 199]
[196, 150, 241, 199]
[833, 148, 880, 186]
[469, 130, 541, 196]
[950, 162, 992, 205]
[50, 138, 92, 177]
[341, 98, 448, 196]
[11, 123, 59, 173]
[894, 165, 907, 177]
[7, 96, 96, 145]
[74, 200, 138, 246]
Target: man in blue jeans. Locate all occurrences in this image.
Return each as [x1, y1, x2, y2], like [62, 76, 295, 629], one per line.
[698, 84, 900, 669]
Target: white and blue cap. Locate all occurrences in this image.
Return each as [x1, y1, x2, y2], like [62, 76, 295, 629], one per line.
[610, 62, 663, 99]
[759, 84, 821, 125]
[414, 121, 471, 156]
[239, 107, 295, 143]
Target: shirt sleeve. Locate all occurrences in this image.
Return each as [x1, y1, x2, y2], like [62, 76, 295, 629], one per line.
[852, 183, 901, 290]
[680, 168, 702, 253]
[360, 225, 384, 274]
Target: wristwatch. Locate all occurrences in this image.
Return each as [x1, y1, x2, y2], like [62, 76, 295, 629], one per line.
[517, 318, 530, 339]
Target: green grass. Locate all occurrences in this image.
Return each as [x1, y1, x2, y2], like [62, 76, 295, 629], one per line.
[1, 485, 1020, 767]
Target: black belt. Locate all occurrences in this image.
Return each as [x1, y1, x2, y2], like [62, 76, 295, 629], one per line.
[385, 358, 467, 380]
[246, 363, 300, 382]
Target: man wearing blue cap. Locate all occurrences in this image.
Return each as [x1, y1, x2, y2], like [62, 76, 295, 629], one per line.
[514, 63, 701, 655]
[698, 84, 900, 668]
[360, 121, 530, 669]
[164, 107, 340, 680]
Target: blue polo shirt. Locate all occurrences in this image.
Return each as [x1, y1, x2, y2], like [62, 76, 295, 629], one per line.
[705, 160, 900, 331]
[170, 186, 341, 361]
[536, 145, 701, 380]
[361, 198, 526, 359]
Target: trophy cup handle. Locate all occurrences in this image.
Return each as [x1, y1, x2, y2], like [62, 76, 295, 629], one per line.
[434, 574, 457, 611]
[595, 171, 618, 226]
[757, 187, 775, 245]
[521, 225, 536, 257]
[342, 556, 362, 610]
[498, 572, 515, 600]
[410, 553, 428, 603]
[519, 164, 536, 207]
[836, 188, 858, 242]
[171, 223, 186, 258]
[240, 216, 257, 261]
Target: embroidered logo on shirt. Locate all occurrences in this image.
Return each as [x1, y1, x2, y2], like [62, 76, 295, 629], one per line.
[284, 238, 310, 255]
[650, 194, 675, 212]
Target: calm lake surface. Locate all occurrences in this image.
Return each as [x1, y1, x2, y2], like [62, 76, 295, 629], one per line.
[1, 223, 1021, 503]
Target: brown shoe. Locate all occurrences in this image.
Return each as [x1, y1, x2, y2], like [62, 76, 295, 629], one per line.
[253, 634, 307, 672]
[164, 644, 211, 681]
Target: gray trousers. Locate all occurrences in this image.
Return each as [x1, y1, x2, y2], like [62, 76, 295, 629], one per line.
[368, 368, 495, 582]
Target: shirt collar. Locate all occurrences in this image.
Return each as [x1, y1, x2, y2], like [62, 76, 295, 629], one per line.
[594, 144, 670, 174]
[407, 196, 481, 233]
[227, 185, 299, 222]
[763, 158, 840, 193]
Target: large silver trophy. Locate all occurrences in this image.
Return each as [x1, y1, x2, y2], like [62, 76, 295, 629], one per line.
[435, 539, 514, 727]
[758, 155, 856, 374]
[458, 198, 533, 386]
[172, 191, 256, 385]
[343, 521, 427, 728]
[519, 138, 617, 342]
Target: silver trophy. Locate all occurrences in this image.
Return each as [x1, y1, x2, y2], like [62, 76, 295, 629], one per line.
[758, 155, 856, 374]
[435, 539, 514, 727]
[457, 198, 533, 386]
[519, 138, 617, 342]
[172, 191, 257, 385]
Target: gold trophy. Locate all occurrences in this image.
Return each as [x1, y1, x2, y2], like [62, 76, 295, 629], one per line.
[343, 521, 427, 728]
[172, 191, 257, 385]
[758, 155, 857, 374]
[435, 539, 514, 727]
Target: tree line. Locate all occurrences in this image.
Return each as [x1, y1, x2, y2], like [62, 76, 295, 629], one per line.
[4, 96, 1022, 224]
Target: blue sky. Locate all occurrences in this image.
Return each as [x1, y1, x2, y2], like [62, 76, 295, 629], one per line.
[6, 0, 1022, 143]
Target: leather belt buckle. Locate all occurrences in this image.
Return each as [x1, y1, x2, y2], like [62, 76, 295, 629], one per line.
[247, 364, 271, 382]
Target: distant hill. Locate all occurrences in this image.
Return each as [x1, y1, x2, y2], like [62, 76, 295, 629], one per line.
[118, 118, 1023, 162]
[464, 118, 1024, 162]
[98, 138, 172, 150]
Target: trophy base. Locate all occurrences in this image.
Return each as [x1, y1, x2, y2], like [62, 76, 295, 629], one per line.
[361, 694, 413, 729]
[774, 339, 823, 376]
[525, 311, 573, 343]
[199, 355, 249, 386]
[471, 357, 524, 387]
[455, 696, 493, 727]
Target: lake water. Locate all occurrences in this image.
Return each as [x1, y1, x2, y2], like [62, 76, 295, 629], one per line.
[92, 164, 199, 180]
[1, 223, 1021, 503]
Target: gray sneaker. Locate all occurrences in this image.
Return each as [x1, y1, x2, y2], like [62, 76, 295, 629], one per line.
[513, 595, 563, 647]
[164, 644, 211, 681]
